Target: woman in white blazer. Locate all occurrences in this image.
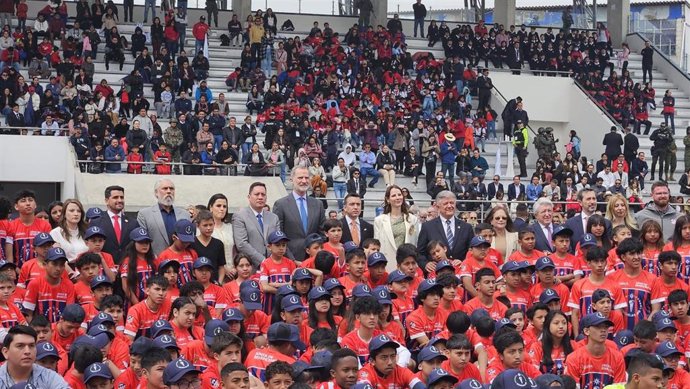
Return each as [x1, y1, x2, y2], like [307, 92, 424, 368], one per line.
[484, 205, 518, 262]
[374, 185, 419, 272]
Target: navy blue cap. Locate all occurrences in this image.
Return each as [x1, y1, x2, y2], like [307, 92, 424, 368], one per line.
[655, 317, 677, 332]
[579, 233, 597, 248]
[89, 312, 115, 329]
[36, 341, 61, 361]
[204, 319, 230, 345]
[304, 233, 323, 247]
[293, 268, 313, 281]
[435, 260, 454, 273]
[501, 261, 528, 273]
[193, 257, 215, 269]
[46, 247, 68, 262]
[84, 362, 113, 383]
[368, 334, 399, 353]
[470, 236, 491, 248]
[613, 329, 634, 349]
[373, 286, 394, 305]
[351, 384, 375, 389]
[308, 286, 331, 301]
[158, 259, 181, 272]
[151, 320, 174, 338]
[591, 289, 612, 303]
[458, 378, 484, 389]
[90, 274, 113, 290]
[281, 294, 305, 312]
[277, 285, 298, 298]
[292, 360, 310, 378]
[73, 333, 110, 350]
[154, 335, 180, 351]
[129, 227, 152, 242]
[539, 288, 560, 304]
[33, 232, 54, 246]
[651, 310, 672, 322]
[551, 225, 573, 238]
[267, 322, 306, 350]
[222, 307, 244, 323]
[61, 304, 85, 322]
[417, 279, 443, 295]
[352, 284, 373, 298]
[417, 345, 447, 363]
[580, 312, 614, 329]
[323, 277, 345, 291]
[534, 256, 555, 270]
[534, 374, 563, 389]
[87, 324, 115, 341]
[0, 260, 16, 271]
[428, 368, 458, 387]
[309, 350, 333, 369]
[470, 309, 491, 327]
[367, 252, 387, 267]
[84, 225, 107, 240]
[343, 241, 359, 253]
[267, 230, 290, 244]
[495, 318, 517, 331]
[239, 286, 262, 310]
[175, 220, 196, 243]
[387, 269, 412, 283]
[491, 369, 537, 389]
[163, 358, 200, 385]
[85, 207, 104, 220]
[656, 340, 683, 357]
[240, 279, 260, 292]
[130, 336, 155, 355]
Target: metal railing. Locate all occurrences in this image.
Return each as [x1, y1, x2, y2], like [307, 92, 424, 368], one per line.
[489, 77, 538, 138]
[75, 159, 281, 177]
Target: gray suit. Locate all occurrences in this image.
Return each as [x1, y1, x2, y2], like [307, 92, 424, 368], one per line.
[137, 204, 191, 256]
[273, 193, 325, 261]
[232, 207, 280, 268]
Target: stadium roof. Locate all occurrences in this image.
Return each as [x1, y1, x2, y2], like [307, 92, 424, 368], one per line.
[394, 0, 684, 13]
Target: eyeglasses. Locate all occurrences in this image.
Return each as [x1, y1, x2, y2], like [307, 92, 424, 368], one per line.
[493, 216, 507, 220]
[175, 379, 201, 389]
[469, 217, 477, 220]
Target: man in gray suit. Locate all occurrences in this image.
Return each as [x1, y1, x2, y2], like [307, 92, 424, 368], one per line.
[136, 178, 191, 256]
[232, 182, 281, 268]
[274, 166, 326, 262]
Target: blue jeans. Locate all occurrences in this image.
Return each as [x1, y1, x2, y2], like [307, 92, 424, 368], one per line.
[360, 166, 380, 186]
[414, 18, 425, 37]
[143, 0, 156, 21]
[334, 182, 347, 209]
[261, 52, 272, 77]
[214, 135, 223, 152]
[195, 39, 205, 56]
[242, 142, 252, 159]
[487, 121, 496, 140]
[442, 162, 455, 183]
[455, 80, 464, 94]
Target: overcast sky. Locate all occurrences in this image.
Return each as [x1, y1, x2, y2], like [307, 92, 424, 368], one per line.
[253, 0, 493, 15]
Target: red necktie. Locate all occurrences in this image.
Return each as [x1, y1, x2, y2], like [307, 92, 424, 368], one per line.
[112, 214, 121, 243]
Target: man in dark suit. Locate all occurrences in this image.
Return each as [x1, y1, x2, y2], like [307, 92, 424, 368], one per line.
[346, 168, 367, 198]
[5, 104, 24, 134]
[531, 197, 556, 253]
[339, 193, 373, 248]
[603, 125, 624, 163]
[564, 188, 612, 252]
[89, 185, 139, 263]
[507, 41, 523, 74]
[507, 176, 525, 201]
[487, 175, 504, 200]
[274, 166, 326, 261]
[417, 190, 474, 272]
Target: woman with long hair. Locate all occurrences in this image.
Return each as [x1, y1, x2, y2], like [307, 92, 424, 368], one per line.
[528, 310, 575, 375]
[305, 286, 340, 340]
[168, 296, 204, 349]
[373, 185, 419, 272]
[49, 198, 88, 262]
[206, 194, 234, 280]
[47, 201, 63, 229]
[484, 206, 518, 259]
[324, 278, 346, 317]
[664, 214, 690, 284]
[605, 194, 638, 235]
[120, 228, 156, 305]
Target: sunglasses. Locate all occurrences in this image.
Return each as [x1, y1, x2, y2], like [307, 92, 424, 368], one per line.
[493, 216, 507, 220]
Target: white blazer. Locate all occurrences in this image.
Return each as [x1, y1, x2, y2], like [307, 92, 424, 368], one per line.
[374, 213, 419, 272]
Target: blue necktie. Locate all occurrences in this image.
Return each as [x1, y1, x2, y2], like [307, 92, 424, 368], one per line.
[298, 197, 308, 233]
[257, 213, 264, 235]
[446, 219, 454, 248]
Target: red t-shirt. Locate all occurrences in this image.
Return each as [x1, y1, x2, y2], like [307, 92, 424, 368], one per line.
[155, 247, 198, 286]
[463, 297, 508, 321]
[51, 321, 84, 352]
[642, 247, 662, 276]
[17, 258, 70, 289]
[124, 299, 172, 338]
[530, 282, 570, 314]
[341, 329, 382, 366]
[651, 277, 690, 312]
[548, 252, 579, 277]
[564, 346, 626, 389]
[664, 243, 690, 284]
[607, 269, 656, 330]
[119, 257, 154, 301]
[667, 367, 690, 389]
[244, 346, 296, 381]
[486, 359, 540, 383]
[203, 283, 230, 314]
[440, 359, 482, 382]
[392, 295, 415, 327]
[567, 277, 626, 315]
[405, 307, 448, 350]
[74, 279, 94, 306]
[172, 321, 204, 350]
[114, 368, 139, 389]
[497, 288, 532, 313]
[64, 369, 87, 389]
[458, 255, 501, 302]
[200, 363, 222, 389]
[259, 256, 296, 313]
[507, 249, 544, 265]
[527, 340, 578, 375]
[6, 217, 51, 267]
[357, 363, 423, 389]
[0, 302, 26, 328]
[182, 339, 215, 372]
[22, 277, 76, 323]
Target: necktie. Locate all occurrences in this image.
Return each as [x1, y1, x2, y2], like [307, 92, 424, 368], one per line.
[582, 215, 588, 233]
[546, 224, 552, 247]
[298, 197, 308, 233]
[112, 214, 121, 243]
[446, 219, 454, 248]
[351, 219, 360, 246]
[257, 213, 264, 235]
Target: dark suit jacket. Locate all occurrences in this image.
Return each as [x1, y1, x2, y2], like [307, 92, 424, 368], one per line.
[507, 183, 525, 201]
[508, 46, 523, 67]
[513, 217, 528, 232]
[6, 112, 24, 128]
[603, 132, 624, 157]
[89, 212, 139, 264]
[418, 216, 474, 271]
[274, 193, 326, 261]
[531, 222, 555, 253]
[487, 182, 504, 200]
[564, 213, 612, 253]
[340, 217, 373, 248]
[346, 178, 366, 197]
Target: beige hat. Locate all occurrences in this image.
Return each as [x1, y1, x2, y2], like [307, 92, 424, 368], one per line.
[445, 133, 456, 142]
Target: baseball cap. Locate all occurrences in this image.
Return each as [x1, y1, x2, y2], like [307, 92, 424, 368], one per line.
[655, 318, 677, 332]
[495, 318, 517, 332]
[163, 358, 200, 385]
[458, 378, 484, 389]
[651, 310, 672, 322]
[73, 333, 110, 350]
[323, 278, 345, 292]
[154, 335, 180, 351]
[158, 259, 181, 272]
[539, 288, 560, 304]
[308, 286, 331, 301]
[417, 345, 447, 363]
[293, 268, 313, 281]
[470, 309, 491, 327]
[591, 289, 612, 303]
[130, 336, 155, 355]
[428, 368, 458, 387]
[470, 236, 491, 248]
[87, 324, 115, 340]
[304, 233, 323, 247]
[309, 350, 333, 370]
[84, 226, 107, 240]
[277, 285, 298, 299]
[0, 260, 16, 272]
[501, 261, 528, 273]
[129, 227, 152, 242]
[417, 279, 443, 295]
[204, 319, 230, 345]
[435, 260, 454, 273]
[352, 284, 372, 298]
[373, 286, 394, 305]
[491, 369, 537, 389]
[222, 308, 245, 323]
[240, 279, 260, 292]
[580, 312, 614, 329]
[351, 384, 375, 389]
[267, 322, 306, 350]
[84, 362, 113, 384]
[613, 330, 634, 349]
[551, 225, 573, 238]
[90, 275, 113, 290]
[174, 220, 197, 243]
[579, 233, 597, 248]
[281, 295, 306, 312]
[85, 207, 104, 220]
[33, 232, 54, 246]
[61, 304, 86, 323]
[368, 334, 399, 353]
[267, 231, 290, 244]
[367, 252, 387, 267]
[239, 286, 262, 310]
[36, 341, 61, 361]
[151, 320, 174, 338]
[343, 241, 359, 253]
[193, 257, 215, 270]
[89, 312, 115, 329]
[46, 247, 68, 262]
[387, 269, 412, 283]
[534, 374, 563, 389]
[534, 256, 555, 270]
[656, 340, 683, 357]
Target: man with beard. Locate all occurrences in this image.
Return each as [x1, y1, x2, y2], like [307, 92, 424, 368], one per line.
[232, 182, 281, 268]
[0, 326, 69, 387]
[137, 178, 191, 256]
[564, 188, 612, 252]
[89, 186, 139, 263]
[635, 181, 681, 241]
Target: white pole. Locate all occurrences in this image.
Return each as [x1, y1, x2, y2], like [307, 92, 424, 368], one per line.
[506, 142, 515, 178]
[494, 141, 502, 177]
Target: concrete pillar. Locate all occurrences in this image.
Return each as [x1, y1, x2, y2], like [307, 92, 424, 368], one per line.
[231, 0, 251, 20]
[607, 0, 630, 47]
[372, 0, 388, 29]
[493, 0, 516, 27]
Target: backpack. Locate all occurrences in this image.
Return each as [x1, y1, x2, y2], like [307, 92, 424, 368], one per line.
[281, 19, 295, 31]
[219, 34, 230, 46]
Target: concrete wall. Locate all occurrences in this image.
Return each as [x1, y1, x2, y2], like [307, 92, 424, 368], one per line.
[627, 32, 690, 98]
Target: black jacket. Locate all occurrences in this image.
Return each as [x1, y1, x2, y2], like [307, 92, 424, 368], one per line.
[603, 131, 624, 156]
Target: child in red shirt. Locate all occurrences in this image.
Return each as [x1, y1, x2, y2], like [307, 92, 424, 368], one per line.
[406, 280, 448, 352]
[365, 252, 388, 289]
[388, 270, 414, 328]
[530, 256, 571, 314]
[120, 227, 156, 305]
[651, 251, 689, 314]
[459, 236, 502, 303]
[357, 334, 425, 389]
[153, 143, 172, 174]
[440, 334, 482, 382]
[126, 144, 144, 174]
[322, 219, 345, 274]
[22, 247, 76, 323]
[193, 257, 231, 318]
[337, 248, 367, 301]
[259, 231, 297, 314]
[497, 261, 532, 313]
[463, 267, 508, 321]
[341, 296, 383, 365]
[476, 223, 504, 268]
[605, 225, 633, 275]
[5, 190, 51, 267]
[548, 226, 578, 287]
[82, 226, 117, 282]
[156, 219, 199, 287]
[124, 275, 172, 340]
[73, 253, 103, 306]
[17, 232, 56, 291]
[507, 229, 543, 265]
[0, 272, 26, 328]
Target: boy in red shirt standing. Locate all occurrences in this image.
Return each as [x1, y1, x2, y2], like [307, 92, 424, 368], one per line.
[193, 257, 230, 318]
[73, 252, 103, 306]
[244, 322, 300, 381]
[365, 252, 388, 289]
[547, 226, 578, 287]
[463, 267, 507, 321]
[497, 261, 532, 313]
[530, 256, 570, 314]
[156, 220, 199, 287]
[459, 236, 501, 303]
[507, 229, 543, 265]
[651, 251, 689, 314]
[22, 247, 76, 323]
[124, 275, 171, 340]
[338, 248, 367, 301]
[5, 190, 51, 267]
[17, 232, 57, 292]
[406, 280, 448, 352]
[387, 270, 414, 328]
[322, 219, 345, 272]
[259, 231, 297, 314]
[357, 334, 425, 389]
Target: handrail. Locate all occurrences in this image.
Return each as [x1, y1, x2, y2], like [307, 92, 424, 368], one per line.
[489, 81, 538, 137]
[75, 159, 280, 177]
[626, 32, 690, 83]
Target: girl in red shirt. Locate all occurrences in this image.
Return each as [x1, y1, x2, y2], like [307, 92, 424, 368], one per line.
[169, 296, 204, 350]
[119, 228, 155, 305]
[640, 219, 664, 276]
[528, 310, 576, 375]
